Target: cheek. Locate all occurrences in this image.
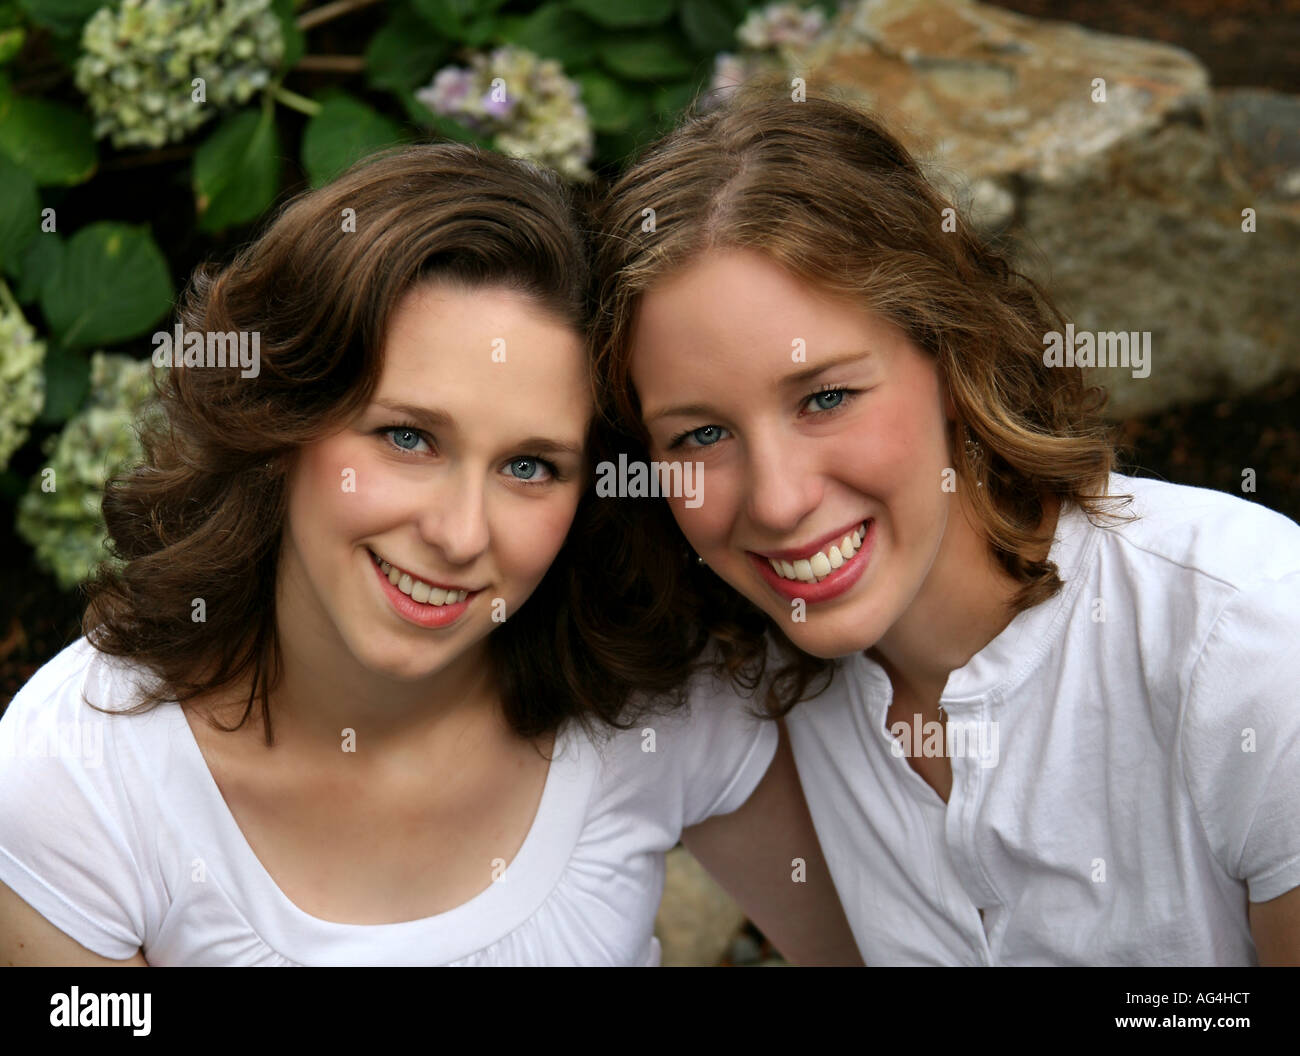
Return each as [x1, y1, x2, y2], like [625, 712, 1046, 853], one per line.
[287, 435, 382, 545]
[850, 386, 951, 493]
[496, 495, 580, 583]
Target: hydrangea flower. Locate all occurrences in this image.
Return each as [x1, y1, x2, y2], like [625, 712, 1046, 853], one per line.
[16, 353, 161, 591]
[75, 0, 284, 149]
[707, 2, 833, 104]
[736, 2, 829, 52]
[0, 297, 45, 472]
[416, 46, 594, 180]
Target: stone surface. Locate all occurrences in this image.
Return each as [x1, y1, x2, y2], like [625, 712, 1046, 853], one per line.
[654, 845, 747, 967]
[793, 0, 1300, 416]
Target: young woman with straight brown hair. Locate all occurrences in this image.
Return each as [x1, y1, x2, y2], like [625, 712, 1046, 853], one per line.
[590, 82, 1300, 966]
[0, 141, 859, 966]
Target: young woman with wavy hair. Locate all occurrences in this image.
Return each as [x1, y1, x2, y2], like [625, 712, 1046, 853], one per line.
[590, 84, 1300, 966]
[0, 142, 858, 966]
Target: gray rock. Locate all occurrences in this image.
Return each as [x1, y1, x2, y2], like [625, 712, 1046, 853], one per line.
[654, 845, 747, 967]
[792, 0, 1300, 416]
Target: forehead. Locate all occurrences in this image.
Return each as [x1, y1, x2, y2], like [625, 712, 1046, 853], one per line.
[629, 249, 899, 381]
[382, 281, 587, 391]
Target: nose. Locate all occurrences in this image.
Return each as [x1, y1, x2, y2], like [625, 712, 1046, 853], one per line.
[743, 427, 824, 537]
[415, 465, 491, 567]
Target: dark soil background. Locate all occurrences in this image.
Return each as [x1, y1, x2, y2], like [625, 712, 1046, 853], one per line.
[2, 0, 1298, 709]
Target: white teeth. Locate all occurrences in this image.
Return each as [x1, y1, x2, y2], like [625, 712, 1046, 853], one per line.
[766, 523, 869, 584]
[372, 551, 470, 607]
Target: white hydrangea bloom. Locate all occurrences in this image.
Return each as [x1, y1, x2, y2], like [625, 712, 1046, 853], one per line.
[706, 2, 835, 106]
[75, 0, 283, 149]
[736, 2, 828, 52]
[416, 46, 594, 180]
[16, 353, 161, 590]
[0, 300, 45, 472]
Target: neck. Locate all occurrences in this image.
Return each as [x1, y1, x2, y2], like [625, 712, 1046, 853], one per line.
[869, 493, 1059, 701]
[270, 619, 497, 755]
[208, 565, 503, 762]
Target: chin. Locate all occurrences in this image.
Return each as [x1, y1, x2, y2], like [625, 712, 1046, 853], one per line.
[768, 599, 892, 660]
[345, 630, 450, 683]
[781, 626, 878, 661]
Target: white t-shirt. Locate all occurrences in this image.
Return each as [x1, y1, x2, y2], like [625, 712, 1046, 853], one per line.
[0, 637, 776, 966]
[785, 473, 1300, 965]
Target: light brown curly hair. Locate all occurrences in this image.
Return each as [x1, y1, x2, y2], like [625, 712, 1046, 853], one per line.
[588, 82, 1127, 715]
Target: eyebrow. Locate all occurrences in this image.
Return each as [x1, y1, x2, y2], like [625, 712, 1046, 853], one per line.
[373, 400, 584, 459]
[643, 350, 874, 423]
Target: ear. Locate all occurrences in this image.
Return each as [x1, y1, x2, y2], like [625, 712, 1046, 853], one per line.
[941, 379, 958, 423]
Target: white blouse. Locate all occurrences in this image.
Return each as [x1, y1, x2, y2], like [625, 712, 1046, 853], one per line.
[0, 637, 776, 965]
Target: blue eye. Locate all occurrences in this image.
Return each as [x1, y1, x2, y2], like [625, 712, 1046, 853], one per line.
[505, 457, 556, 483]
[669, 424, 729, 449]
[384, 426, 431, 453]
[801, 386, 858, 416]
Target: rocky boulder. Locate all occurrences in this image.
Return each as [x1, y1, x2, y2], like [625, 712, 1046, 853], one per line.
[795, 0, 1300, 417]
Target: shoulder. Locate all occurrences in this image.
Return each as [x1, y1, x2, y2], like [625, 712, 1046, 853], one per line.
[582, 645, 780, 831]
[0, 638, 167, 959]
[1096, 473, 1300, 590]
[0, 634, 169, 819]
[1, 634, 165, 762]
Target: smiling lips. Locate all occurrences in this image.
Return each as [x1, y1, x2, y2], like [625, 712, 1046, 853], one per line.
[369, 549, 472, 606]
[758, 521, 869, 584]
[747, 519, 875, 603]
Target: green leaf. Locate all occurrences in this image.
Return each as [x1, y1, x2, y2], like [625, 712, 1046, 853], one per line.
[41, 223, 174, 351]
[570, 0, 675, 29]
[36, 341, 90, 425]
[193, 108, 282, 232]
[0, 150, 38, 272]
[0, 96, 82, 182]
[271, 0, 305, 68]
[0, 26, 25, 65]
[366, 8, 449, 93]
[411, 0, 477, 36]
[14, 230, 63, 304]
[0, 95, 96, 186]
[680, 0, 739, 53]
[598, 33, 696, 81]
[573, 69, 649, 134]
[460, 10, 497, 47]
[301, 93, 406, 188]
[502, 3, 598, 66]
[653, 78, 703, 121]
[17, 0, 102, 38]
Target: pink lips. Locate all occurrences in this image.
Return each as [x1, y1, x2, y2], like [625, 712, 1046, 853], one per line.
[748, 519, 875, 604]
[751, 518, 869, 563]
[370, 551, 476, 629]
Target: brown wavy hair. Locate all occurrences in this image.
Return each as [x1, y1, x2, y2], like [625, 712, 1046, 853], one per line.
[588, 82, 1128, 716]
[82, 142, 702, 745]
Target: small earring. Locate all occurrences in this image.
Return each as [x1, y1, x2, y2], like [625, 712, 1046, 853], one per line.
[696, 555, 706, 565]
[965, 434, 984, 488]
